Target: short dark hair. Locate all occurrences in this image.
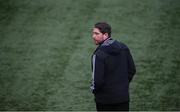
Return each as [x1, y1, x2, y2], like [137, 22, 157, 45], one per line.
[94, 22, 111, 37]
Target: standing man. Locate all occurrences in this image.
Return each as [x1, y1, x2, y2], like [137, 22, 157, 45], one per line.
[91, 22, 136, 111]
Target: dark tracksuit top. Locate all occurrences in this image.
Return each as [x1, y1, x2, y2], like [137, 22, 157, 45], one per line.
[91, 38, 136, 104]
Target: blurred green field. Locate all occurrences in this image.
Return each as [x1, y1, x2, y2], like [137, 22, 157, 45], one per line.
[0, 0, 180, 111]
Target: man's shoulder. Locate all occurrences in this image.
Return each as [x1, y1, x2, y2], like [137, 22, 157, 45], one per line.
[114, 40, 129, 49]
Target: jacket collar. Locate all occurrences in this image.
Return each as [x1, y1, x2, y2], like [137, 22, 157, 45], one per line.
[99, 37, 113, 46]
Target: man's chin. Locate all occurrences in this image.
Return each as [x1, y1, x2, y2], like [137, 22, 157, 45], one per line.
[95, 42, 99, 45]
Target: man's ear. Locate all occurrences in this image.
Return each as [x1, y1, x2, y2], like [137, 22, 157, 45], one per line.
[103, 33, 109, 39]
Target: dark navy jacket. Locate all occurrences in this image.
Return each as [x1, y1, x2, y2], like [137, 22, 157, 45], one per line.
[91, 38, 136, 104]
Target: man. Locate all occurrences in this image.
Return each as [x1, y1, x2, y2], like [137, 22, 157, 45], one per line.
[90, 22, 136, 111]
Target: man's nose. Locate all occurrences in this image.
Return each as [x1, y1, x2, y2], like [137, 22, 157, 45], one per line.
[92, 34, 96, 39]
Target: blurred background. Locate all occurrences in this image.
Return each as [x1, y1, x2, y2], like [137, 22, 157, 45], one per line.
[0, 0, 180, 111]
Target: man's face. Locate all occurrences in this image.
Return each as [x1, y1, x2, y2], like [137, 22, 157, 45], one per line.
[92, 28, 104, 45]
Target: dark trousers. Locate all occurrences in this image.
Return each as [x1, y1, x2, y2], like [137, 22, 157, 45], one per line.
[96, 102, 129, 111]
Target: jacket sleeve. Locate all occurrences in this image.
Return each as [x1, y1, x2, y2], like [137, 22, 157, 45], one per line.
[127, 49, 136, 82]
[91, 51, 105, 94]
